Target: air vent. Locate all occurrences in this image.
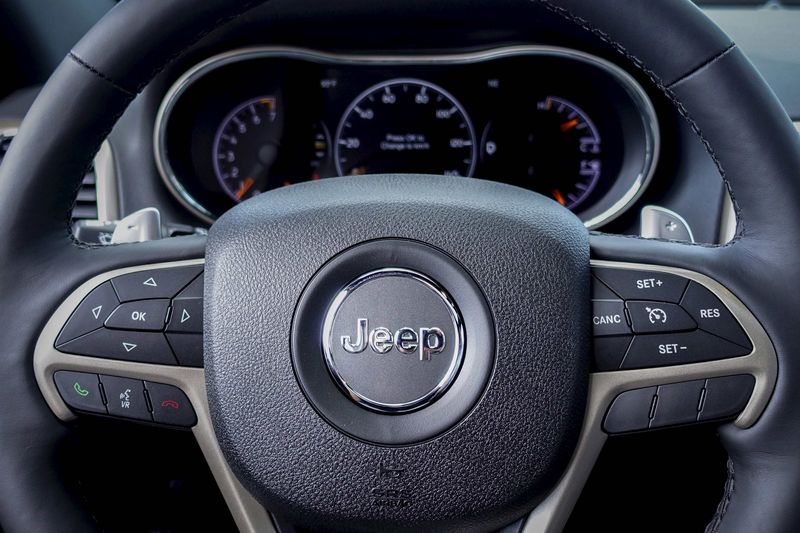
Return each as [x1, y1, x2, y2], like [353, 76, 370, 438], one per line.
[0, 129, 99, 221]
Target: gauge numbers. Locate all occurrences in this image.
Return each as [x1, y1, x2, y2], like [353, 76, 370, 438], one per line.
[335, 79, 476, 177]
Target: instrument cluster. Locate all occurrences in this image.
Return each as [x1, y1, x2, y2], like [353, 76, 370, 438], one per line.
[155, 46, 659, 227]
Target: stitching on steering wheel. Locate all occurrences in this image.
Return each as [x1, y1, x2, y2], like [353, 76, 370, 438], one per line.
[62, 0, 745, 251]
[530, 0, 745, 248]
[704, 458, 736, 533]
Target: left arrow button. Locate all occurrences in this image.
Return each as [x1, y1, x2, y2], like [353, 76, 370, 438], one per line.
[56, 282, 120, 346]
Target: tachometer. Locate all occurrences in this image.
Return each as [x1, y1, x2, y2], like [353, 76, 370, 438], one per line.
[212, 96, 329, 202]
[482, 96, 603, 210]
[335, 79, 476, 177]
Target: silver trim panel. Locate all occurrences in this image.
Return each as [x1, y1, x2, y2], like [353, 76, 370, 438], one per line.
[153, 45, 660, 229]
[34, 259, 773, 533]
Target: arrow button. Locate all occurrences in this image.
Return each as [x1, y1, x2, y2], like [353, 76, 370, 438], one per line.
[56, 329, 177, 365]
[167, 298, 203, 334]
[56, 282, 120, 345]
[122, 342, 137, 352]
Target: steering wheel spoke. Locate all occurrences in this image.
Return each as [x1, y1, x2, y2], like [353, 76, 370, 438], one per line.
[33, 256, 274, 533]
[523, 234, 777, 532]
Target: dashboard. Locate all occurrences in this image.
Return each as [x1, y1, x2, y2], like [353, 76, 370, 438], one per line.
[155, 46, 659, 228]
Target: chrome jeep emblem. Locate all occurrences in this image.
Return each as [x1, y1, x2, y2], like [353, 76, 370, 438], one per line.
[340, 318, 446, 360]
[321, 268, 465, 413]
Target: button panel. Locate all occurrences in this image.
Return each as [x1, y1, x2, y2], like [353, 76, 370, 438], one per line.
[604, 374, 755, 433]
[55, 266, 203, 367]
[53, 370, 197, 428]
[592, 266, 753, 371]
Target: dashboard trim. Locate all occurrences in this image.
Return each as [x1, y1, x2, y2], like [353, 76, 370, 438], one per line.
[154, 45, 660, 228]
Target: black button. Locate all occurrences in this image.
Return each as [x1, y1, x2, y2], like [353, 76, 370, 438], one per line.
[621, 330, 751, 369]
[167, 298, 202, 334]
[603, 387, 657, 433]
[57, 329, 177, 365]
[176, 273, 203, 298]
[56, 282, 119, 345]
[650, 380, 705, 428]
[166, 333, 203, 367]
[54, 371, 106, 414]
[146, 382, 196, 427]
[100, 375, 151, 421]
[111, 266, 202, 302]
[699, 375, 755, 422]
[592, 300, 631, 336]
[593, 336, 632, 371]
[591, 276, 619, 299]
[592, 268, 689, 303]
[680, 282, 752, 349]
[626, 301, 696, 334]
[105, 299, 169, 331]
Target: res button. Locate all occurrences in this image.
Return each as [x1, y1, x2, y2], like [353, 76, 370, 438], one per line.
[679, 282, 752, 349]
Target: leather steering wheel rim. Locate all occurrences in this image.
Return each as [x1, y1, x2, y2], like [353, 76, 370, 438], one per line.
[1, 0, 799, 531]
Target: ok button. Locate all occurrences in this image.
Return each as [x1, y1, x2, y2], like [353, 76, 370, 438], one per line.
[105, 299, 169, 331]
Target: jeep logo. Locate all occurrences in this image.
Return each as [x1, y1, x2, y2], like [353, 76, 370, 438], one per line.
[341, 318, 446, 361]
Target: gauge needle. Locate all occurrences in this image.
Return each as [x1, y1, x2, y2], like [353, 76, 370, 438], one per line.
[235, 177, 255, 200]
[552, 189, 567, 206]
[560, 119, 580, 132]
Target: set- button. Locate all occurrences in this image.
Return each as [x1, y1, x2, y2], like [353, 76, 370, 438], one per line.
[55, 266, 204, 367]
[591, 268, 753, 371]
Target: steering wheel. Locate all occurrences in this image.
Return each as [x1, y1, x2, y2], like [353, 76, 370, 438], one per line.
[2, 0, 799, 531]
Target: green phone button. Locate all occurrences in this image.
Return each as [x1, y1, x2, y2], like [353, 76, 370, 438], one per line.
[54, 371, 106, 414]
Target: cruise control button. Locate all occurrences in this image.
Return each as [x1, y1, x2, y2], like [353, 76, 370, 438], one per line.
[146, 382, 196, 427]
[650, 380, 705, 428]
[680, 282, 751, 349]
[592, 268, 688, 303]
[592, 300, 631, 336]
[621, 330, 751, 369]
[165, 333, 203, 367]
[626, 301, 696, 334]
[54, 371, 106, 414]
[100, 375, 151, 421]
[111, 266, 202, 302]
[593, 335, 632, 371]
[57, 329, 177, 365]
[604, 387, 657, 433]
[167, 298, 202, 334]
[105, 299, 169, 331]
[699, 375, 755, 421]
[56, 282, 119, 345]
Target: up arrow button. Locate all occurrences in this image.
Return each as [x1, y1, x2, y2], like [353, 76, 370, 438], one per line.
[111, 266, 202, 302]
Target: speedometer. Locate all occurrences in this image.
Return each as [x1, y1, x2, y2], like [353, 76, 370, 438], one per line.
[335, 79, 476, 177]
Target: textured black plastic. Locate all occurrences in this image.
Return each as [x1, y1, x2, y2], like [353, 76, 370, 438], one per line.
[205, 174, 590, 531]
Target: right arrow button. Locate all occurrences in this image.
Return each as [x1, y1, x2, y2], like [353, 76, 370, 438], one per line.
[167, 298, 203, 334]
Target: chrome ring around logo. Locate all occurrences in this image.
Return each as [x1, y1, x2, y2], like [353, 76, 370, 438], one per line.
[321, 268, 466, 414]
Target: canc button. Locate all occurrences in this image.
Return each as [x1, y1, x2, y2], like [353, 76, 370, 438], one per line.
[592, 300, 631, 336]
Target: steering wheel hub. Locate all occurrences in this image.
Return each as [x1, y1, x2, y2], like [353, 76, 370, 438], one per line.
[204, 174, 590, 530]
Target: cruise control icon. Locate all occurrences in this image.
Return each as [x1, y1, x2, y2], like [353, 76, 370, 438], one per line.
[646, 307, 668, 324]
